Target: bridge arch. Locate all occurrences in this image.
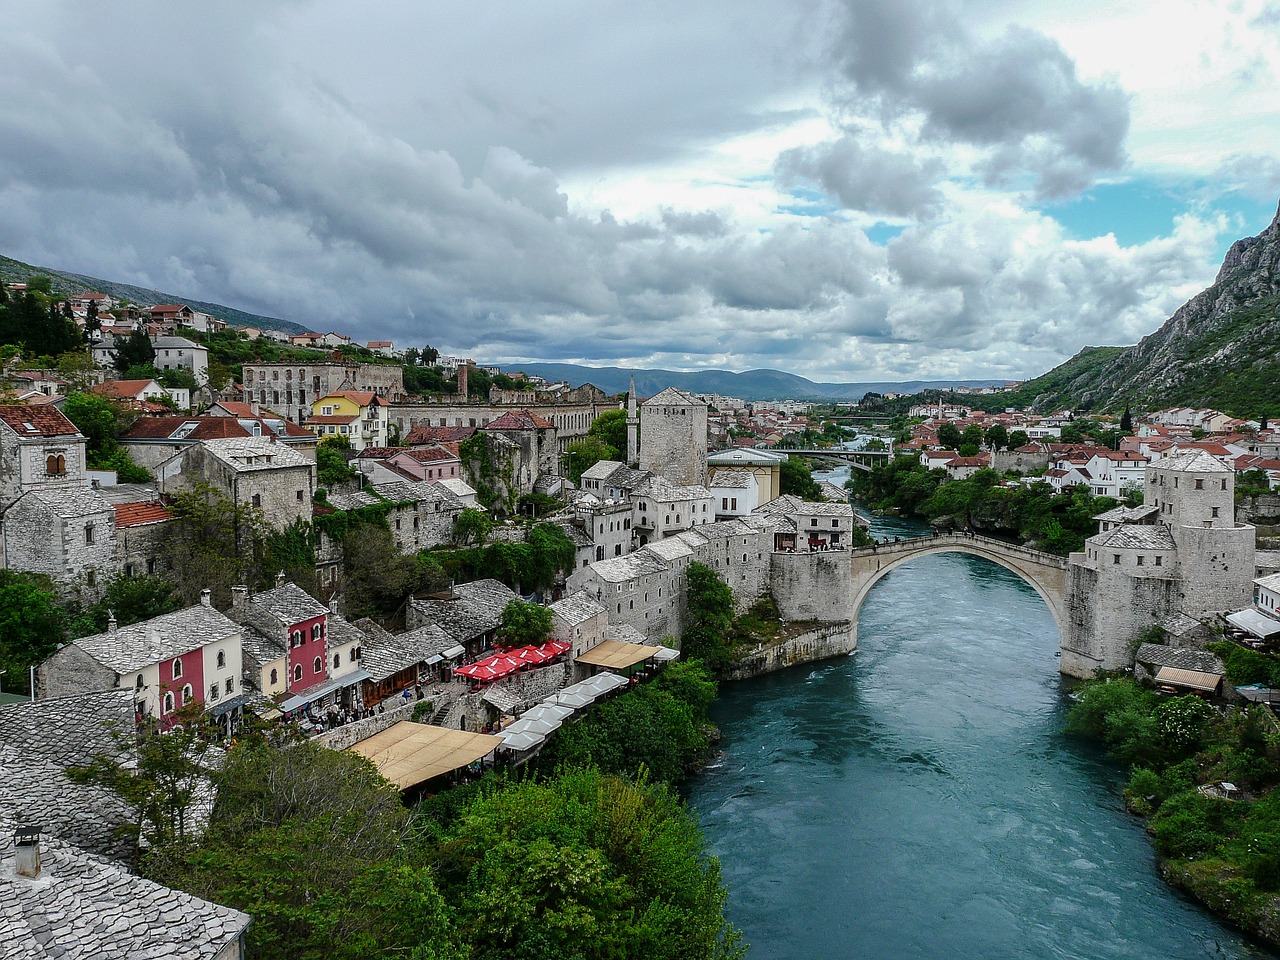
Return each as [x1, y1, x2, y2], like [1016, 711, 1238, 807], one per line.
[848, 535, 1069, 647]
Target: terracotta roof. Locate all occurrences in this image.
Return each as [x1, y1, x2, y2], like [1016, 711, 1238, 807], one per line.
[355, 446, 409, 459]
[404, 424, 476, 444]
[121, 417, 251, 440]
[91, 379, 159, 399]
[367, 341, 393, 348]
[308, 414, 358, 425]
[324, 390, 379, 406]
[0, 405, 79, 438]
[399, 446, 459, 463]
[482, 409, 555, 431]
[113, 501, 173, 527]
[148, 303, 190, 313]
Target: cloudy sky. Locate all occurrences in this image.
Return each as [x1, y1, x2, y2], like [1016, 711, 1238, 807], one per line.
[2, 0, 1278, 383]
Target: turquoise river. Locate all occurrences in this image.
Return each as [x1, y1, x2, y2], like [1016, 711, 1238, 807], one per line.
[687, 481, 1272, 959]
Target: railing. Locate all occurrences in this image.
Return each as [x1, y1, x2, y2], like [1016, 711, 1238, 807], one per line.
[851, 531, 1067, 567]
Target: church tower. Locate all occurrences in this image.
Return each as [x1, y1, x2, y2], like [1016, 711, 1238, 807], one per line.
[626, 376, 639, 467]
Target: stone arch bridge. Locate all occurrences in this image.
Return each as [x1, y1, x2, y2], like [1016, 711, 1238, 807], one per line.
[847, 532, 1069, 653]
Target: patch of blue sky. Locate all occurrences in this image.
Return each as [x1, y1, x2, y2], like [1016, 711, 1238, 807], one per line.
[1041, 178, 1275, 260]
[864, 223, 906, 245]
[776, 186, 839, 218]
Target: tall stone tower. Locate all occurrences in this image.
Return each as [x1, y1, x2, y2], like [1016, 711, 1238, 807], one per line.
[638, 387, 708, 485]
[626, 376, 639, 467]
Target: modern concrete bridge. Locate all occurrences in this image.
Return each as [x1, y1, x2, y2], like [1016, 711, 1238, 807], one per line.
[772, 446, 896, 471]
[847, 531, 1069, 651]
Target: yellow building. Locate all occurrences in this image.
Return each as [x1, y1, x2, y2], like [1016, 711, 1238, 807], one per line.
[307, 391, 388, 451]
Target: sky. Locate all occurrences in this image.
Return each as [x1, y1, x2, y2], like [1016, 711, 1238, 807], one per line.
[1, 0, 1278, 384]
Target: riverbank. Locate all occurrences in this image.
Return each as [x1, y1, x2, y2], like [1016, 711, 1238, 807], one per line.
[1069, 674, 1280, 951]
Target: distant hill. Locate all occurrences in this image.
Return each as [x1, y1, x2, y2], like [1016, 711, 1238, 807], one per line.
[508, 361, 1006, 401]
[0, 254, 312, 336]
[998, 201, 1280, 419]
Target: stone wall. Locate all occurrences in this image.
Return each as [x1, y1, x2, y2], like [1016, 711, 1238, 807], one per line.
[4, 495, 116, 588]
[770, 550, 854, 622]
[390, 397, 613, 452]
[39, 643, 118, 700]
[388, 498, 459, 553]
[722, 623, 855, 681]
[1060, 561, 1180, 676]
[115, 520, 172, 578]
[314, 700, 414, 751]
[1176, 522, 1256, 619]
[991, 448, 1048, 474]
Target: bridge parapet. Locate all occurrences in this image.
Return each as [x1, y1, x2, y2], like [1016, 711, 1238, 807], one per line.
[850, 532, 1067, 569]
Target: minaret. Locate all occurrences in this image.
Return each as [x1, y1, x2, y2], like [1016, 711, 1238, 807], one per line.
[626, 376, 639, 467]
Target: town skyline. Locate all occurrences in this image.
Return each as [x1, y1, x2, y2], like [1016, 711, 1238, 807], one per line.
[1, 0, 1278, 382]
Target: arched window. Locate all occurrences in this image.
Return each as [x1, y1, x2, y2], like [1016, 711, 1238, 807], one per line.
[163, 692, 175, 713]
[181, 683, 193, 705]
[333, 653, 340, 670]
[270, 668, 279, 686]
[313, 656, 323, 674]
[312, 623, 323, 642]
[216, 650, 226, 669]
[293, 663, 303, 682]
[172, 659, 183, 680]
[46, 453, 66, 476]
[135, 675, 144, 690]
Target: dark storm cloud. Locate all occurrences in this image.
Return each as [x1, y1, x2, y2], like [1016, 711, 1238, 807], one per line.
[832, 0, 1130, 198]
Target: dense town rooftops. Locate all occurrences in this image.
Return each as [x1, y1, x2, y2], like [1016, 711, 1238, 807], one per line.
[1134, 643, 1224, 674]
[633, 476, 710, 502]
[360, 623, 452, 682]
[0, 690, 135, 770]
[0, 405, 79, 438]
[754, 494, 857, 518]
[412, 579, 518, 644]
[72, 605, 241, 675]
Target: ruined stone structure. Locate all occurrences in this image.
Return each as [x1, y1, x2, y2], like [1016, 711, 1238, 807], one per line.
[241, 361, 406, 424]
[639, 387, 707, 486]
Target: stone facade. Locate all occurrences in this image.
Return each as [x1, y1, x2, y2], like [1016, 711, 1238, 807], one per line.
[4, 487, 116, 591]
[159, 437, 315, 529]
[639, 387, 708, 485]
[242, 362, 406, 424]
[722, 623, 855, 681]
[770, 550, 855, 623]
[0, 405, 88, 512]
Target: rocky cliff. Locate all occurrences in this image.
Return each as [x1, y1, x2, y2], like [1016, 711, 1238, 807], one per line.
[1013, 200, 1280, 418]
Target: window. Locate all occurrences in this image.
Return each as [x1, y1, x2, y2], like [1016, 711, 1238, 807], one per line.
[313, 656, 323, 674]
[84, 523, 95, 545]
[352, 647, 361, 661]
[216, 650, 226, 669]
[181, 683, 193, 705]
[293, 664, 303, 682]
[1113, 554, 1121, 564]
[297, 490, 304, 502]
[312, 623, 323, 642]
[1136, 555, 1144, 566]
[163, 692, 175, 713]
[1211, 506, 1220, 518]
[811, 518, 818, 527]
[1195, 478, 1204, 490]
[209, 683, 220, 701]
[833, 519, 839, 527]
[46, 453, 66, 476]
[333, 653, 341, 670]
[252, 493, 262, 508]
[172, 659, 183, 680]
[270, 667, 279, 685]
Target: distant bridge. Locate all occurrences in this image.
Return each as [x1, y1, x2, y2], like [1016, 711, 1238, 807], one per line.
[847, 532, 1069, 656]
[773, 446, 897, 471]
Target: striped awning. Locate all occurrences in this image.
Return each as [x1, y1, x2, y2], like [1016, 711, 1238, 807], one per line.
[1154, 665, 1222, 692]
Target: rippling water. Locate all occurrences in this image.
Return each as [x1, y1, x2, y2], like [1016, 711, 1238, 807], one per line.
[688, 474, 1267, 959]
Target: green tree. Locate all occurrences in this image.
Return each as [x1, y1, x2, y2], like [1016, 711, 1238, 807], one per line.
[0, 570, 65, 694]
[937, 422, 962, 449]
[984, 424, 1009, 450]
[164, 483, 269, 605]
[681, 563, 735, 675]
[452, 507, 494, 546]
[317, 435, 356, 488]
[587, 408, 628, 456]
[565, 436, 618, 483]
[112, 329, 157, 374]
[960, 424, 984, 450]
[1007, 429, 1030, 450]
[498, 599, 553, 647]
[1119, 406, 1133, 433]
[68, 573, 182, 638]
[779, 456, 823, 501]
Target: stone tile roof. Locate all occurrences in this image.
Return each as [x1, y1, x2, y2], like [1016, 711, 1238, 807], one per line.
[16, 487, 114, 518]
[633, 476, 711, 502]
[584, 551, 670, 584]
[1093, 504, 1161, 523]
[324, 490, 383, 511]
[412, 579, 519, 644]
[0, 405, 79, 438]
[550, 591, 606, 625]
[1255, 572, 1280, 592]
[436, 478, 476, 499]
[1154, 449, 1233, 474]
[1091, 525, 1177, 550]
[199, 436, 312, 472]
[238, 626, 286, 669]
[1160, 613, 1207, 636]
[0, 690, 136, 770]
[150, 335, 201, 350]
[247, 582, 328, 627]
[753, 494, 855, 518]
[709, 470, 753, 489]
[326, 611, 368, 649]
[580, 460, 626, 482]
[373, 479, 458, 506]
[113, 501, 173, 527]
[1135, 643, 1224, 674]
[0, 814, 250, 959]
[643, 386, 703, 407]
[645, 538, 695, 562]
[604, 623, 649, 644]
[360, 623, 453, 681]
[72, 606, 242, 676]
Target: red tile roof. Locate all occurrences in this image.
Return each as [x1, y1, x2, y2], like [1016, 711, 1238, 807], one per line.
[0, 405, 80, 437]
[120, 416, 252, 440]
[114, 501, 173, 527]
[403, 425, 476, 445]
[92, 379, 159, 399]
[399, 446, 459, 464]
[354, 446, 408, 459]
[482, 410, 555, 431]
[307, 415, 358, 425]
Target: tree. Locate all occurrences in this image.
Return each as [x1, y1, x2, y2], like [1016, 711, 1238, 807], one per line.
[68, 573, 182, 638]
[112, 329, 156, 375]
[498, 599, 553, 647]
[0, 570, 65, 694]
[452, 507, 494, 546]
[61, 390, 149, 481]
[937, 422, 962, 449]
[984, 424, 1009, 451]
[85, 299, 101, 336]
[342, 525, 441, 618]
[1119, 405, 1133, 433]
[164, 483, 269, 605]
[779, 456, 823, 501]
[1007, 429, 1030, 450]
[586, 408, 628, 457]
[565, 436, 618, 483]
[959, 424, 983, 450]
[422, 344, 440, 365]
[317, 435, 356, 488]
[681, 562, 735, 675]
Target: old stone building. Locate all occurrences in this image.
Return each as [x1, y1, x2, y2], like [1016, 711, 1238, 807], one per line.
[1062, 450, 1257, 675]
[372, 479, 464, 553]
[639, 387, 708, 486]
[0, 404, 88, 511]
[480, 410, 558, 489]
[242, 361, 406, 424]
[157, 436, 316, 529]
[4, 486, 116, 591]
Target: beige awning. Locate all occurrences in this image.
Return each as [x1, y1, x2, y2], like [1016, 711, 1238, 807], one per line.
[1154, 666, 1222, 692]
[574, 639, 663, 669]
[347, 721, 502, 789]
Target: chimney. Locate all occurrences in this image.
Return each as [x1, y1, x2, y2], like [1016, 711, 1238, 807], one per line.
[231, 584, 249, 620]
[107, 610, 117, 636]
[251, 401, 260, 417]
[199, 588, 211, 607]
[15, 826, 42, 879]
[275, 570, 286, 588]
[457, 362, 469, 399]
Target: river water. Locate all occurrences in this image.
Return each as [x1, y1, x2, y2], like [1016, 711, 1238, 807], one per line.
[688, 469, 1267, 960]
